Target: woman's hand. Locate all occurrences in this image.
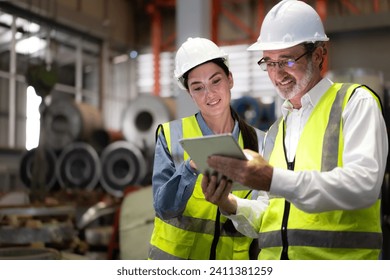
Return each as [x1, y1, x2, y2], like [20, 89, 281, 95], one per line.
[189, 159, 198, 170]
[201, 171, 237, 215]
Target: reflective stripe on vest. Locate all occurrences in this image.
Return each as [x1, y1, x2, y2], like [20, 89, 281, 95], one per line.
[149, 115, 255, 260]
[260, 83, 383, 260]
[258, 229, 382, 249]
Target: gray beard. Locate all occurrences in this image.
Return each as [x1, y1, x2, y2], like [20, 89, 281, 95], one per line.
[276, 60, 314, 101]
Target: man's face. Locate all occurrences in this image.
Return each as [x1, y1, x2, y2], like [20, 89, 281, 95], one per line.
[262, 45, 316, 103]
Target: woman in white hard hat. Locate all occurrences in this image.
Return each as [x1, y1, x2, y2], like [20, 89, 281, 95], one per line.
[148, 37, 265, 260]
[202, 0, 388, 260]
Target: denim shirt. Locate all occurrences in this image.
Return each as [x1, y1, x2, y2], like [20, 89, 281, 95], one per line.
[152, 112, 241, 219]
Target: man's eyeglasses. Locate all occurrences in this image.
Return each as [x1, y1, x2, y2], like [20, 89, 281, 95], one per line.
[257, 50, 311, 71]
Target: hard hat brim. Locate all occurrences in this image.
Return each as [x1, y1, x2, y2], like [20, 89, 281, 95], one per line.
[247, 37, 329, 51]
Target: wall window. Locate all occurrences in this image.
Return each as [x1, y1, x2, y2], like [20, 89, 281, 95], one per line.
[25, 86, 41, 150]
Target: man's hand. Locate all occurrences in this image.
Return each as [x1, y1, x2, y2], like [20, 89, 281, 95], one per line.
[207, 149, 273, 192]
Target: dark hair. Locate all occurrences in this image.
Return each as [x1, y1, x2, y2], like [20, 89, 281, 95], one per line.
[231, 107, 259, 152]
[182, 58, 229, 90]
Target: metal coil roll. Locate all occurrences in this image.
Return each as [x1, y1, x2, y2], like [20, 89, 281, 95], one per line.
[19, 147, 57, 190]
[100, 141, 147, 197]
[56, 142, 100, 191]
[43, 99, 103, 151]
[121, 95, 171, 153]
[231, 96, 262, 127]
[231, 96, 276, 130]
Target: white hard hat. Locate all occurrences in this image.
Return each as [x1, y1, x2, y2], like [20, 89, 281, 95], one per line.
[248, 0, 329, 51]
[174, 37, 229, 90]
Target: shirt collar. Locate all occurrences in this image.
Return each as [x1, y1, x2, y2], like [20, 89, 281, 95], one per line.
[195, 112, 239, 138]
[281, 77, 333, 118]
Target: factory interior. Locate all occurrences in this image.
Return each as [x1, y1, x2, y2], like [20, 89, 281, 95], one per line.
[0, 0, 389, 260]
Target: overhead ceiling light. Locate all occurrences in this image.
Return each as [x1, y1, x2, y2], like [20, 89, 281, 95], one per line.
[16, 36, 46, 54]
[0, 13, 13, 26]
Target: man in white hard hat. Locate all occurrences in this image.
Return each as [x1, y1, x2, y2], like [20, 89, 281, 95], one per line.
[201, 0, 388, 260]
[149, 37, 264, 260]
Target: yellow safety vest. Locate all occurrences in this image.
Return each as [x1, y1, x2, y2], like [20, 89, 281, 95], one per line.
[149, 115, 255, 259]
[260, 83, 383, 260]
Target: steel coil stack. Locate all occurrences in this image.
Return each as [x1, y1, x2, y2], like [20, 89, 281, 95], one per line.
[14, 95, 176, 260]
[18, 95, 174, 197]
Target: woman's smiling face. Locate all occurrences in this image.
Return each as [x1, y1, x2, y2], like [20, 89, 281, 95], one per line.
[187, 62, 233, 117]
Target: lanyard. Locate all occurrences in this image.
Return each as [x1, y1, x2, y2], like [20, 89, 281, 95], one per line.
[282, 118, 295, 170]
[280, 118, 294, 260]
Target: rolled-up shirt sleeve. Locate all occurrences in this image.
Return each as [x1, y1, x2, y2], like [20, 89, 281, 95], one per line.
[223, 191, 269, 238]
[152, 132, 198, 219]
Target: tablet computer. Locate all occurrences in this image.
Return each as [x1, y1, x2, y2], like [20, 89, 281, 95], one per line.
[178, 133, 249, 190]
